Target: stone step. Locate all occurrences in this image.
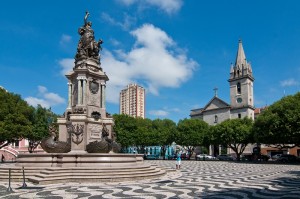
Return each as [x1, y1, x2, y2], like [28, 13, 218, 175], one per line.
[0, 167, 156, 177]
[0, 163, 157, 173]
[28, 170, 166, 184]
[36, 168, 161, 178]
[0, 164, 166, 184]
[39, 167, 155, 174]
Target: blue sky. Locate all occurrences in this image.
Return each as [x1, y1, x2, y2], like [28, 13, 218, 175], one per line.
[1, 0, 300, 123]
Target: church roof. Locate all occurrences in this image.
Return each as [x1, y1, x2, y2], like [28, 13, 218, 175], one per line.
[202, 96, 231, 112]
[190, 96, 231, 117]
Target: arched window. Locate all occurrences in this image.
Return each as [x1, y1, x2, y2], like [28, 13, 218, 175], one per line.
[237, 82, 241, 94]
[214, 115, 218, 123]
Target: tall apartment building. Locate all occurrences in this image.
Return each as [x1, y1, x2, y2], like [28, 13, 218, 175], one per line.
[119, 83, 145, 118]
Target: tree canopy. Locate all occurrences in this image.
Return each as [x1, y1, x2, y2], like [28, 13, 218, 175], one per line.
[0, 88, 59, 150]
[25, 105, 59, 152]
[0, 88, 34, 148]
[253, 92, 300, 148]
[113, 114, 137, 148]
[113, 114, 176, 152]
[176, 118, 210, 156]
[212, 117, 254, 160]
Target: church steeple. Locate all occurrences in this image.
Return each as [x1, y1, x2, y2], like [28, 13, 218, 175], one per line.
[235, 39, 246, 67]
[228, 39, 255, 120]
[229, 40, 253, 80]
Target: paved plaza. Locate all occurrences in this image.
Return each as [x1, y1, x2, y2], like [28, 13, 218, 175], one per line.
[0, 160, 300, 199]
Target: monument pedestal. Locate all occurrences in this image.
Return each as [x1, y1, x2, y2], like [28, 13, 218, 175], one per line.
[16, 153, 144, 167]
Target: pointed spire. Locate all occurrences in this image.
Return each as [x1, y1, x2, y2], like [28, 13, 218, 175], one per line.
[230, 62, 234, 73]
[229, 39, 254, 81]
[235, 39, 246, 67]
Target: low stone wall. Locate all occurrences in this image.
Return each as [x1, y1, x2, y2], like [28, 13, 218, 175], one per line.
[16, 153, 144, 167]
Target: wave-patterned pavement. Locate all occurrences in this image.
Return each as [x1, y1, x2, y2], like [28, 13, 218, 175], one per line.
[0, 160, 300, 198]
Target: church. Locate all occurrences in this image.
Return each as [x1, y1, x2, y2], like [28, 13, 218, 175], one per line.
[190, 40, 254, 124]
[190, 40, 255, 155]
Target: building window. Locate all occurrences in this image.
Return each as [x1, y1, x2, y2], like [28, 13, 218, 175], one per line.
[214, 115, 218, 123]
[237, 82, 241, 94]
[238, 113, 241, 118]
[14, 140, 19, 148]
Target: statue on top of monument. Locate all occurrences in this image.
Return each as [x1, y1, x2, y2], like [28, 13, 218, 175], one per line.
[75, 11, 103, 61]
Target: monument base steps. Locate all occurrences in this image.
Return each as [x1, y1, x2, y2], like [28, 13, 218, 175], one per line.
[0, 164, 167, 184]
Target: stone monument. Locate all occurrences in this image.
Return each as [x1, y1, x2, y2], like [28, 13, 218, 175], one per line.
[57, 11, 114, 154]
[9, 12, 166, 184]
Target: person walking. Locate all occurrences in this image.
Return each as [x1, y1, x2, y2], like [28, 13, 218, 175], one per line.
[176, 152, 181, 169]
[1, 154, 4, 163]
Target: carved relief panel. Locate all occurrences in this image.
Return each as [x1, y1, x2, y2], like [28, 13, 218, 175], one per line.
[89, 123, 101, 139]
[88, 79, 101, 106]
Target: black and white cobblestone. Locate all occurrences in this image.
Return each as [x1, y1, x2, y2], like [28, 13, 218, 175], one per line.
[0, 160, 299, 198]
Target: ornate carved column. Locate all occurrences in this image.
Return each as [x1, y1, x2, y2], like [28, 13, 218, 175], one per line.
[101, 83, 106, 108]
[82, 78, 87, 105]
[67, 82, 72, 109]
[77, 78, 82, 105]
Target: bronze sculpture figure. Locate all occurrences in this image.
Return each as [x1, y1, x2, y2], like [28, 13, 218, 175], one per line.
[40, 124, 71, 153]
[86, 123, 121, 153]
[75, 11, 103, 61]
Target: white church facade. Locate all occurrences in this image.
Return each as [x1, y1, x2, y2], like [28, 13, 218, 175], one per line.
[190, 40, 255, 156]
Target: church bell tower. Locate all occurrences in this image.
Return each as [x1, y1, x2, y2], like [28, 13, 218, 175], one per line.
[229, 40, 255, 119]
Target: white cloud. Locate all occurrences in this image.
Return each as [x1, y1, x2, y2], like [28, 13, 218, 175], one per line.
[58, 24, 197, 104]
[59, 58, 74, 76]
[117, 0, 137, 6]
[110, 38, 121, 46]
[280, 78, 299, 87]
[149, 110, 169, 117]
[145, 0, 183, 14]
[116, 0, 183, 14]
[101, 12, 136, 31]
[59, 34, 72, 46]
[102, 24, 197, 103]
[25, 97, 50, 108]
[25, 86, 65, 109]
[38, 85, 47, 93]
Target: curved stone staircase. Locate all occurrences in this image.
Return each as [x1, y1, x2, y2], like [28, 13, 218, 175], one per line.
[0, 164, 166, 184]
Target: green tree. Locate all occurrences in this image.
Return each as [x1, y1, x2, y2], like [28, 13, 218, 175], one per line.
[25, 105, 59, 153]
[152, 119, 177, 159]
[113, 114, 137, 149]
[176, 118, 209, 158]
[212, 117, 254, 161]
[113, 114, 177, 155]
[0, 88, 34, 148]
[135, 117, 155, 149]
[253, 92, 300, 149]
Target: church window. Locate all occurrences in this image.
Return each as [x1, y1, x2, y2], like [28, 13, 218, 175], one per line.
[214, 115, 218, 123]
[237, 82, 241, 94]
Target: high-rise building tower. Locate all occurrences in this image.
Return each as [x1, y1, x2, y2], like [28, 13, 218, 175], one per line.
[120, 83, 145, 118]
